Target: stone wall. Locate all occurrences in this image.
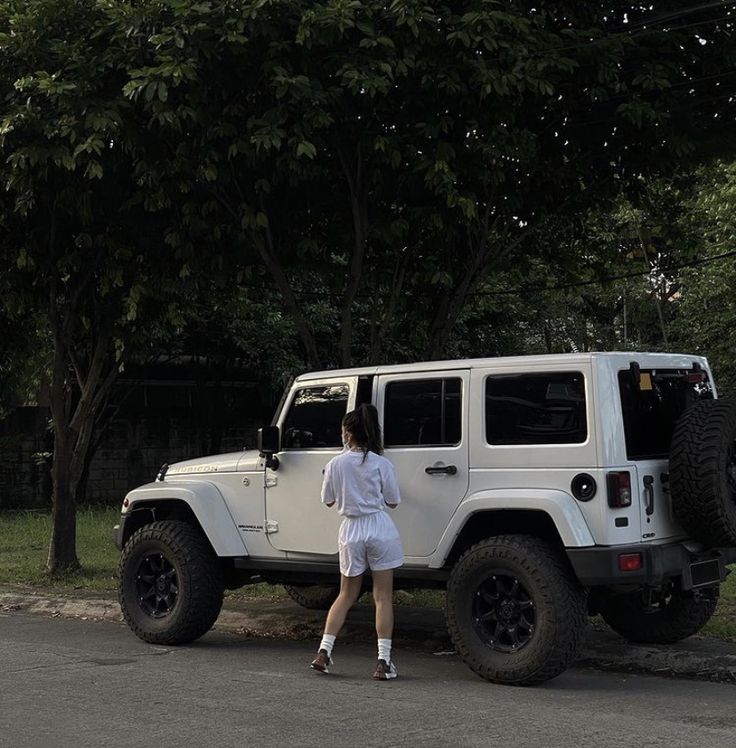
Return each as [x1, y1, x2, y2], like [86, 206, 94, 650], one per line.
[84, 411, 261, 506]
[0, 407, 53, 510]
[0, 380, 270, 509]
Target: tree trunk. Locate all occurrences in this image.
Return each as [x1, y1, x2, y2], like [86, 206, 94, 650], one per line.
[369, 250, 409, 363]
[338, 144, 369, 368]
[48, 427, 79, 571]
[46, 302, 119, 572]
[636, 226, 669, 348]
[47, 338, 80, 572]
[254, 212, 321, 369]
[426, 251, 486, 360]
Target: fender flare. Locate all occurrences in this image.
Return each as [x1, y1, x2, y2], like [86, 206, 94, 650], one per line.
[123, 480, 248, 557]
[428, 488, 595, 568]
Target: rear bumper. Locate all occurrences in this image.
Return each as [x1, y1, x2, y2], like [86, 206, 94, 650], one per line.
[567, 542, 736, 589]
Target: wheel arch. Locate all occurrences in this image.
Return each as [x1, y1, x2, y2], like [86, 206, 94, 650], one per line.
[442, 510, 564, 567]
[429, 489, 595, 569]
[121, 481, 248, 557]
[121, 499, 200, 549]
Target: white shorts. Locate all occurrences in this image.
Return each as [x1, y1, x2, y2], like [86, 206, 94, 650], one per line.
[338, 512, 404, 577]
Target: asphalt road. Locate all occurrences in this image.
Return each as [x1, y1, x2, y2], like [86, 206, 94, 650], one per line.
[3, 612, 736, 748]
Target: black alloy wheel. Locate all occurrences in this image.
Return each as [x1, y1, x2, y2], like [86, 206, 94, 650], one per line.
[136, 552, 179, 619]
[472, 573, 535, 653]
[446, 534, 586, 686]
[119, 520, 224, 645]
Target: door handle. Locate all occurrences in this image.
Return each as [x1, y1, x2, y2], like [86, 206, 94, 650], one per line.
[425, 465, 458, 476]
[643, 475, 654, 516]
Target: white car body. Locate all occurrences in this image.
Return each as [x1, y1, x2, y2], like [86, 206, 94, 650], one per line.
[119, 351, 713, 575]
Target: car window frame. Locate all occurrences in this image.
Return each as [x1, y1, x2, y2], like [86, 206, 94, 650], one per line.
[484, 370, 588, 447]
[279, 381, 351, 451]
[383, 376, 464, 449]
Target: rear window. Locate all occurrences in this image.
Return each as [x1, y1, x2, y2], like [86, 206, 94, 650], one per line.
[485, 372, 587, 445]
[618, 368, 713, 460]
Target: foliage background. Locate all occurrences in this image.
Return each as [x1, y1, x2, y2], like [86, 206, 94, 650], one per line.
[0, 0, 735, 568]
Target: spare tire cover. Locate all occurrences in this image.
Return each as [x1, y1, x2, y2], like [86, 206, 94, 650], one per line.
[669, 399, 736, 547]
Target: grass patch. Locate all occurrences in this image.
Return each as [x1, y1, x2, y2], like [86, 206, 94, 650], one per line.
[0, 506, 734, 640]
[702, 566, 736, 640]
[0, 506, 120, 594]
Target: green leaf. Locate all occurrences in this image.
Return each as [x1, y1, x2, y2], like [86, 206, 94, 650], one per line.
[296, 140, 316, 159]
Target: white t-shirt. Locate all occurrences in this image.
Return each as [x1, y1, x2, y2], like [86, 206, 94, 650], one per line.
[321, 450, 401, 517]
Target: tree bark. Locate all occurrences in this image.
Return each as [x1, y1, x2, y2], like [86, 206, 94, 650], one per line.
[426, 211, 534, 359]
[48, 337, 80, 572]
[338, 144, 368, 368]
[369, 249, 409, 364]
[255, 200, 321, 369]
[46, 276, 119, 572]
[636, 225, 669, 348]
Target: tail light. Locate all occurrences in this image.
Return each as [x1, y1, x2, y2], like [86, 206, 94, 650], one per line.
[618, 552, 643, 572]
[607, 471, 632, 508]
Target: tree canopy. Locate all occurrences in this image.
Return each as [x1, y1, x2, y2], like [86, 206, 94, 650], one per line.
[0, 0, 734, 569]
[119, 0, 736, 365]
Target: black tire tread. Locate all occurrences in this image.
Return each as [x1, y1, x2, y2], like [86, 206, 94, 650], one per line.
[446, 535, 586, 686]
[669, 399, 736, 547]
[119, 520, 224, 645]
[283, 584, 339, 610]
[600, 587, 719, 644]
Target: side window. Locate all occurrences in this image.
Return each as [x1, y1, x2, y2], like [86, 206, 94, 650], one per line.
[486, 372, 587, 445]
[384, 378, 462, 448]
[281, 384, 349, 449]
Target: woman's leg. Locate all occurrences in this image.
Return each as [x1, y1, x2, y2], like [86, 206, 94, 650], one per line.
[323, 573, 364, 636]
[371, 569, 394, 639]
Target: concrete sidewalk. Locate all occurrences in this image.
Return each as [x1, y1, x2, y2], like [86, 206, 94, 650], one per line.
[2, 590, 736, 684]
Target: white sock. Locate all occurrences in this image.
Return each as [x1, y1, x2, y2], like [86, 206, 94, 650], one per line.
[319, 634, 336, 657]
[378, 638, 392, 663]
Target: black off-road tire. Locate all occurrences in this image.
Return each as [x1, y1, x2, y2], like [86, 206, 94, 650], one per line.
[669, 398, 736, 547]
[600, 585, 719, 644]
[446, 535, 586, 686]
[119, 520, 224, 645]
[283, 584, 339, 610]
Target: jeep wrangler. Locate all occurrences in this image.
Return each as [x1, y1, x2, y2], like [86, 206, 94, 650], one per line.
[114, 352, 736, 685]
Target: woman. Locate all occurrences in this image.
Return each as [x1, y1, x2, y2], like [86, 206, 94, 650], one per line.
[310, 403, 404, 680]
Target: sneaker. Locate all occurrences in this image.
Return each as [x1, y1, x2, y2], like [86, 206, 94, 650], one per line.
[373, 659, 397, 680]
[310, 649, 332, 674]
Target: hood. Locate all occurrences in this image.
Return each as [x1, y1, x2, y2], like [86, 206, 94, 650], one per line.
[166, 451, 250, 477]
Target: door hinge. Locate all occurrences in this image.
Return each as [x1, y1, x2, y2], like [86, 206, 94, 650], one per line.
[265, 519, 279, 534]
[265, 475, 278, 488]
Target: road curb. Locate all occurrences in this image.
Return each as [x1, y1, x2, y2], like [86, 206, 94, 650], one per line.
[3, 591, 736, 684]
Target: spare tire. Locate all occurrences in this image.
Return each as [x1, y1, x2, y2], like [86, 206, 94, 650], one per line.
[283, 584, 339, 610]
[669, 398, 736, 547]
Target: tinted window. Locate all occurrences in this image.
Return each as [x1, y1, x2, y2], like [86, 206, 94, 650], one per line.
[282, 384, 349, 449]
[618, 369, 713, 460]
[384, 378, 462, 447]
[486, 372, 587, 445]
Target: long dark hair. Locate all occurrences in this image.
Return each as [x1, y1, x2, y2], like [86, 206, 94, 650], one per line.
[342, 404, 383, 461]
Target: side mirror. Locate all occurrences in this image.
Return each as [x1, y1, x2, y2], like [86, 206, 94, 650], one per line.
[257, 426, 281, 470]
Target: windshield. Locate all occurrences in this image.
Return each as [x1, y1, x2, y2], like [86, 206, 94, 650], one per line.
[618, 368, 713, 460]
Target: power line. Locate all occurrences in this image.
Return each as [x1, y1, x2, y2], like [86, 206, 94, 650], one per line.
[236, 247, 736, 300]
[621, 0, 736, 31]
[470, 248, 736, 298]
[403, 9, 736, 70]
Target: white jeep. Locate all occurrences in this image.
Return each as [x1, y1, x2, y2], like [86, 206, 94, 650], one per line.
[114, 352, 736, 685]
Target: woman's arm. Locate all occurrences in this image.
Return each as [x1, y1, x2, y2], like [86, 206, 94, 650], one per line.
[381, 460, 401, 509]
[321, 460, 336, 508]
